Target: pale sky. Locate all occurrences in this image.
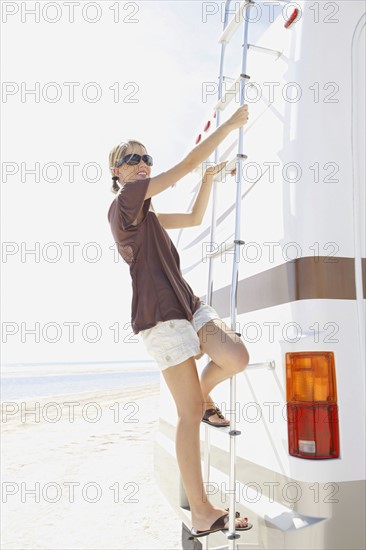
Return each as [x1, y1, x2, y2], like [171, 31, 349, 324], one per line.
[1, 1, 231, 365]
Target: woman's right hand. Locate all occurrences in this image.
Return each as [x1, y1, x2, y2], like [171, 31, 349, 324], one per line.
[225, 104, 249, 130]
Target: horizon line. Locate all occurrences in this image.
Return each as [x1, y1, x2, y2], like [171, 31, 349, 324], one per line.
[1, 360, 155, 367]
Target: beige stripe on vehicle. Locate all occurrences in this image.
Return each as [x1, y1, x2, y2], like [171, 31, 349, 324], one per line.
[200, 257, 365, 317]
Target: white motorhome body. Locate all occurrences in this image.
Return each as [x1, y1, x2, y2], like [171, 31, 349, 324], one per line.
[154, 2, 366, 549]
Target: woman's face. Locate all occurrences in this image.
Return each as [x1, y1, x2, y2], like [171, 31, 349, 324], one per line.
[115, 145, 152, 184]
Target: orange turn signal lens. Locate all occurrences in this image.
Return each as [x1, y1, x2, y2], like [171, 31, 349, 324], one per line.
[286, 352, 337, 403]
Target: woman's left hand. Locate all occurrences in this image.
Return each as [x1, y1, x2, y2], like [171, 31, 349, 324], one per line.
[204, 161, 236, 179]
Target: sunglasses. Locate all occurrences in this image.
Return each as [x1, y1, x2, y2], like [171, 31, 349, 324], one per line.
[115, 154, 153, 168]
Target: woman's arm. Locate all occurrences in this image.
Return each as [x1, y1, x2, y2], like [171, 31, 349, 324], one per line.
[145, 105, 249, 200]
[155, 162, 233, 229]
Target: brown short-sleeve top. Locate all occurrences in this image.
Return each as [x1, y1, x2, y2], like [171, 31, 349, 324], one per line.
[107, 177, 203, 334]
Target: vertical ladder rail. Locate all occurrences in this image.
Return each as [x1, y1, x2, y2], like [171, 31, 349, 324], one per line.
[203, 1, 253, 548]
[206, 0, 231, 308]
[227, 1, 252, 547]
[204, 0, 231, 452]
[203, 6, 232, 550]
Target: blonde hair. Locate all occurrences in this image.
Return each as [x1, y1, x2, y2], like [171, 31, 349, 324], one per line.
[109, 139, 144, 192]
[108, 139, 156, 212]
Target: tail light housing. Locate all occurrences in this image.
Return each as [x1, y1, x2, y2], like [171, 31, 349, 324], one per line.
[286, 352, 340, 459]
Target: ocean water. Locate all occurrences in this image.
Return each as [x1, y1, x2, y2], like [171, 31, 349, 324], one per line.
[0, 367, 160, 401]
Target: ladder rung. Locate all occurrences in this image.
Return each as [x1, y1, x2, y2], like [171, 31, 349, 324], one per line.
[218, 0, 253, 44]
[202, 238, 245, 261]
[203, 424, 230, 433]
[193, 153, 250, 187]
[203, 240, 235, 260]
[212, 155, 247, 181]
[247, 360, 276, 370]
[248, 43, 282, 58]
[194, 154, 247, 181]
[215, 45, 282, 112]
[214, 74, 244, 112]
[218, 0, 289, 45]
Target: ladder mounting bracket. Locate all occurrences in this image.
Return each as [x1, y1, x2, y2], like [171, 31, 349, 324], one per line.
[234, 240, 245, 245]
[229, 430, 241, 436]
[240, 73, 250, 80]
[227, 533, 241, 540]
[236, 153, 248, 159]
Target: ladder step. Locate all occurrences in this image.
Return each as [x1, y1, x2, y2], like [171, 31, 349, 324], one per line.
[247, 360, 276, 370]
[218, 0, 289, 46]
[212, 155, 248, 181]
[214, 73, 251, 112]
[203, 239, 245, 261]
[203, 241, 234, 261]
[248, 43, 282, 59]
[200, 155, 248, 183]
[214, 44, 281, 112]
[218, 0, 253, 44]
[202, 422, 242, 435]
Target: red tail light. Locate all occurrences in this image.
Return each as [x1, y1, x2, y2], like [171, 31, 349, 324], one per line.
[286, 352, 340, 459]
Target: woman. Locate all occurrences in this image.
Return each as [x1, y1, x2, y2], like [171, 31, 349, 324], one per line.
[107, 104, 252, 538]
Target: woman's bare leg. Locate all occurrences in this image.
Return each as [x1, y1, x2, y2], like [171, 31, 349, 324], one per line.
[162, 357, 210, 514]
[161, 356, 248, 531]
[186, 318, 250, 425]
[198, 319, 249, 400]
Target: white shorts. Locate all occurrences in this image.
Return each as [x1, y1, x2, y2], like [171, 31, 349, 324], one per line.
[140, 303, 221, 371]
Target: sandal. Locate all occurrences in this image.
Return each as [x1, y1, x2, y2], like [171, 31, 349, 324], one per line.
[202, 405, 230, 427]
[189, 509, 252, 538]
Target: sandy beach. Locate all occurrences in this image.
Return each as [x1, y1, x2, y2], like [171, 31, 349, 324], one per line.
[1, 383, 183, 550]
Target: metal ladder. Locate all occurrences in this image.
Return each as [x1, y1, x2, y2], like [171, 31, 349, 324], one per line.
[199, 1, 287, 548]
